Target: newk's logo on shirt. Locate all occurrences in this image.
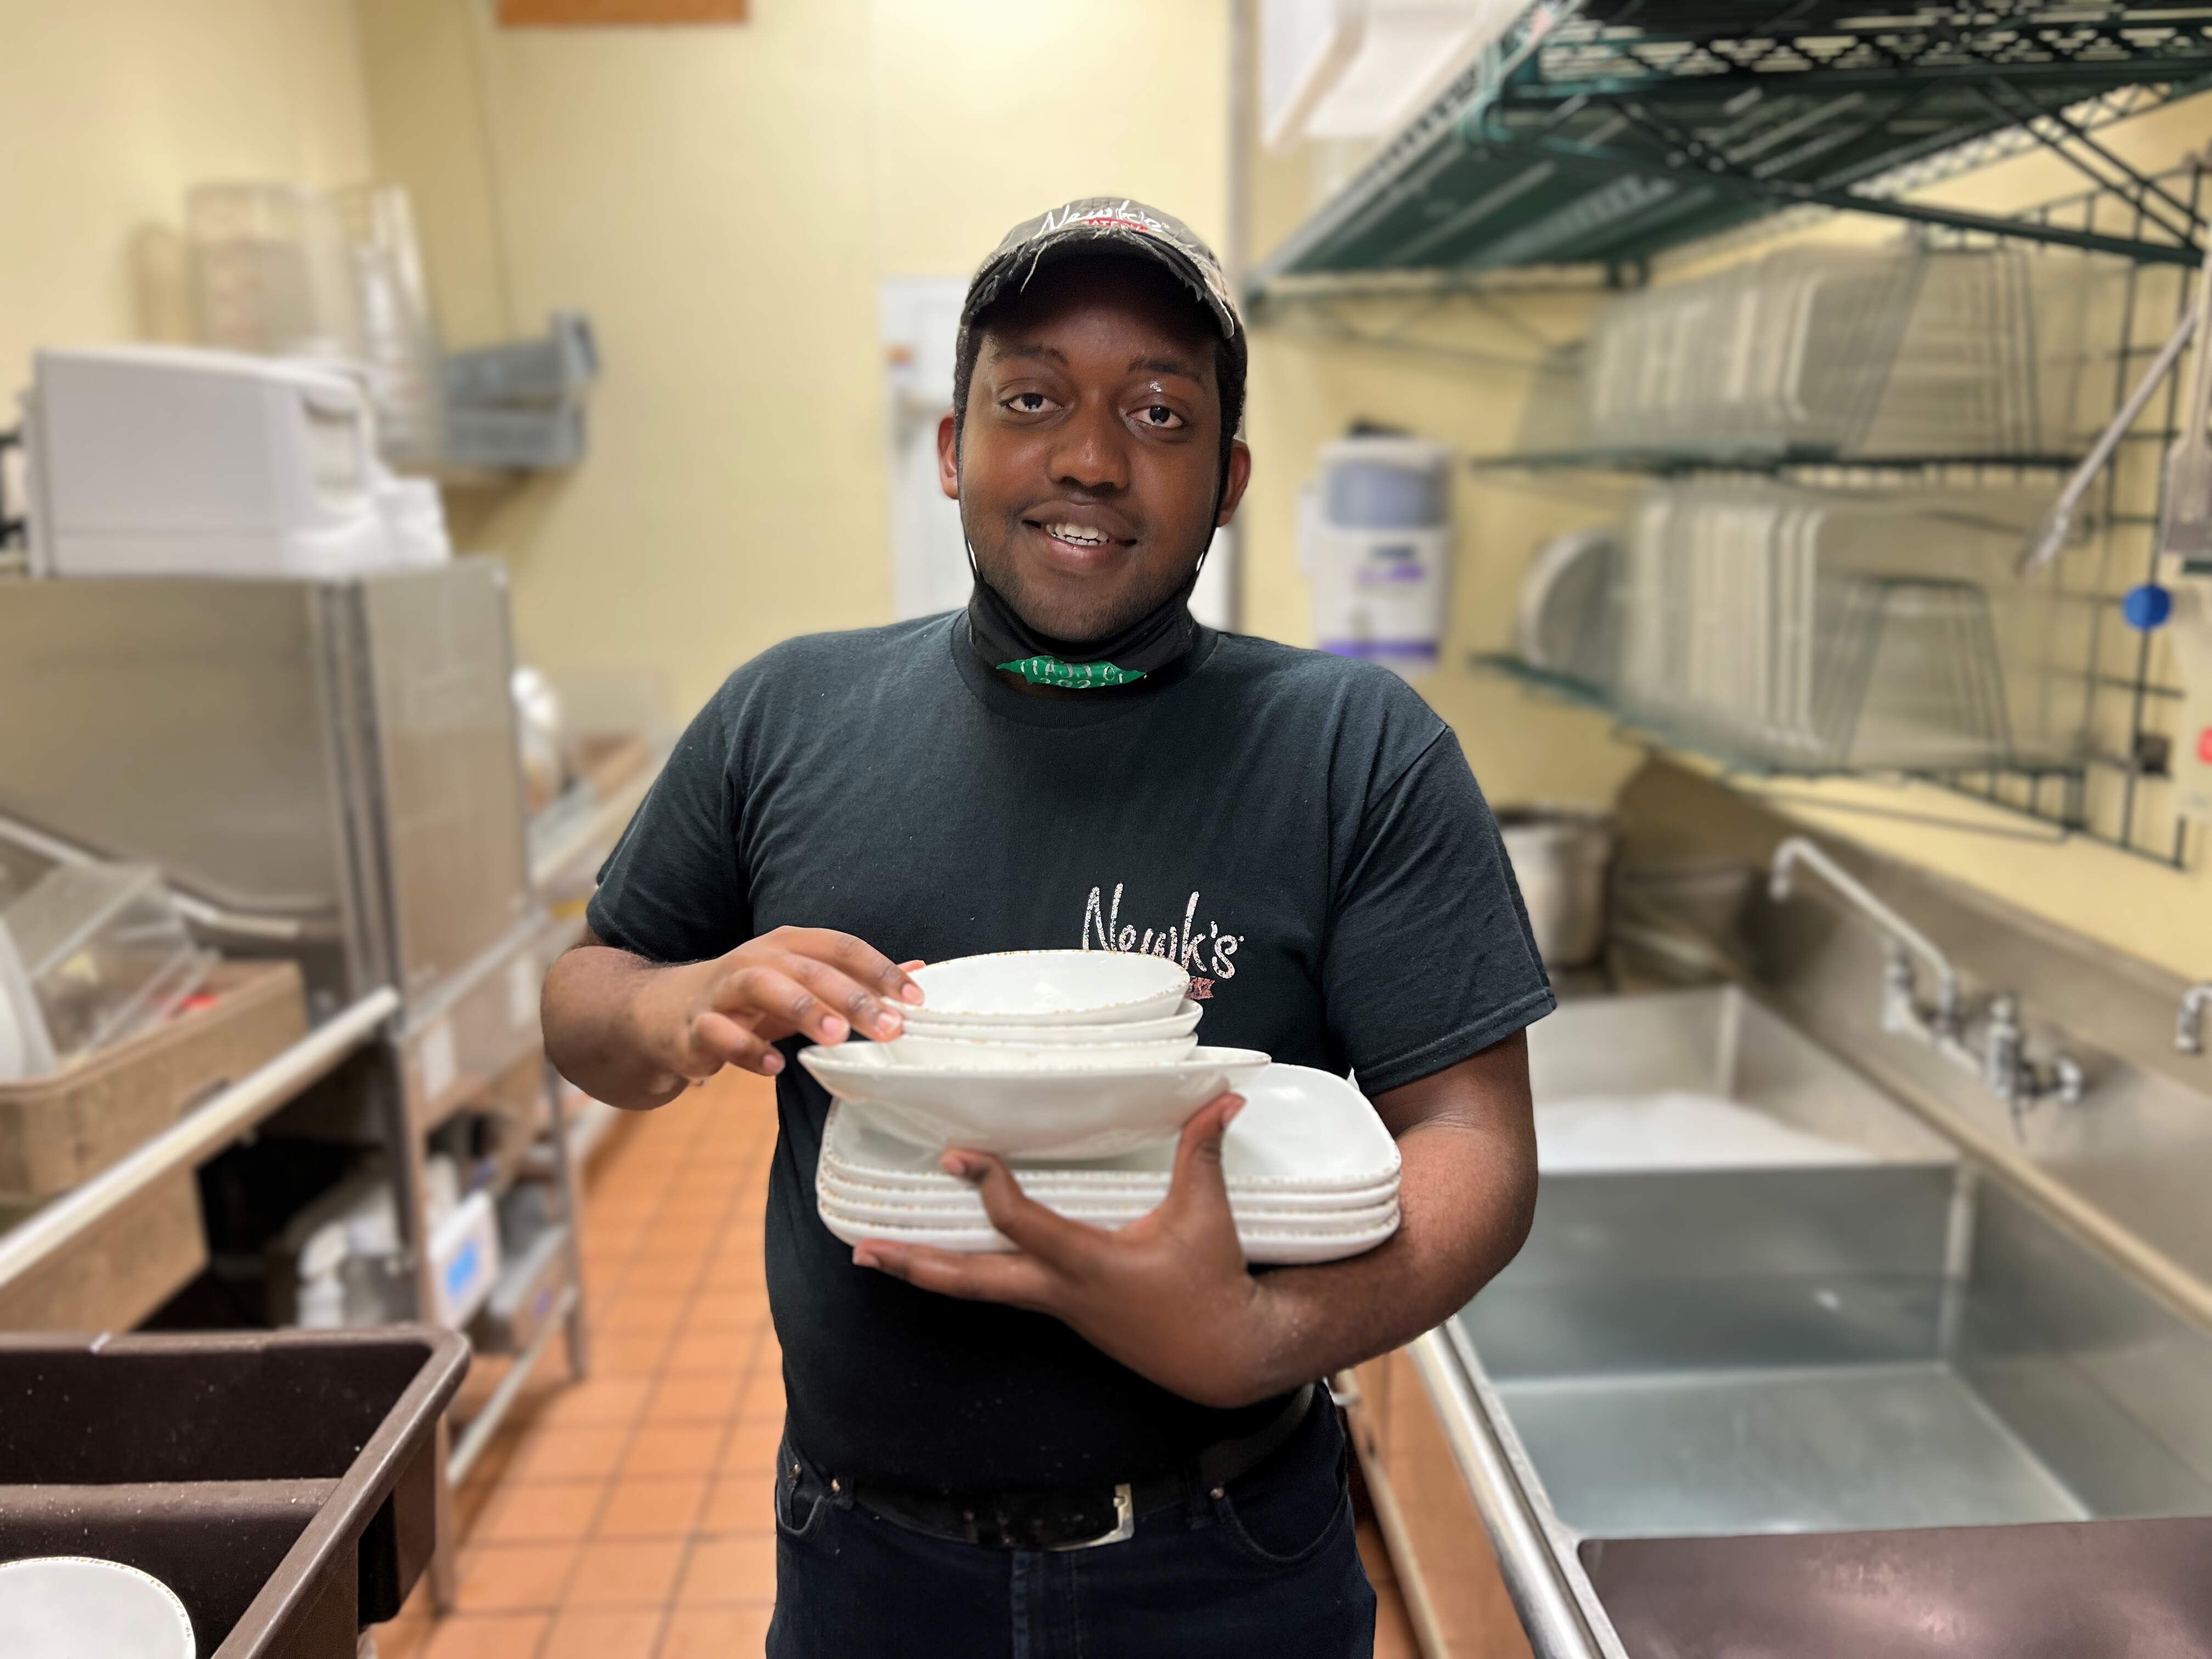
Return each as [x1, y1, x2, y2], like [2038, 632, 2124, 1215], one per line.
[1078, 884, 1243, 999]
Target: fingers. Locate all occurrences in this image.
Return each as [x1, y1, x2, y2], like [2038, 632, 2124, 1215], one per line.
[707, 957, 899, 1046]
[1160, 1092, 1244, 1225]
[943, 1150, 1099, 1270]
[853, 1239, 1057, 1307]
[687, 1010, 786, 1077]
[772, 927, 926, 1008]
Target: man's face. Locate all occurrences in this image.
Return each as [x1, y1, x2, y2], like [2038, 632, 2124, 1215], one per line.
[938, 259, 1251, 645]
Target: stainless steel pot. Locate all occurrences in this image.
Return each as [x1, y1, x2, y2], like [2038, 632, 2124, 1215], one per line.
[1497, 807, 1613, 969]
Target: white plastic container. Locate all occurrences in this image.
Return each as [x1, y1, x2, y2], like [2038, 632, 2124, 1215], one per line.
[0, 1556, 196, 1659]
[428, 1187, 501, 1329]
[22, 345, 448, 579]
[0, 864, 208, 1077]
[1301, 434, 1454, 679]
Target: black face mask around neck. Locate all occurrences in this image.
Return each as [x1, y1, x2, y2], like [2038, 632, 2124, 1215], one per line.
[964, 562, 1201, 690]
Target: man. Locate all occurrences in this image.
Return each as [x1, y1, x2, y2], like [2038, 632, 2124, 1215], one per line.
[543, 198, 1551, 1656]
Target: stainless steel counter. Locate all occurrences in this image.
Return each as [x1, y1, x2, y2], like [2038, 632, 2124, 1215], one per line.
[1367, 983, 2212, 1658]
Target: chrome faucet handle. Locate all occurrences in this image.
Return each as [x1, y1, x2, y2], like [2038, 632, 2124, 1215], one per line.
[2179, 983, 2212, 1055]
[1990, 992, 2086, 1141]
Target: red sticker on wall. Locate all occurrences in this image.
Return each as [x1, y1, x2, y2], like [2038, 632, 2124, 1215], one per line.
[2199, 726, 2212, 765]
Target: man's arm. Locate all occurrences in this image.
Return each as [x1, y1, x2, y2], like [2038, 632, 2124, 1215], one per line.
[543, 926, 923, 1112]
[852, 1029, 1537, 1409]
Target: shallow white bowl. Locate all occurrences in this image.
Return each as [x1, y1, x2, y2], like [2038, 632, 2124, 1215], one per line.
[817, 1196, 1400, 1266]
[0, 1557, 196, 1659]
[878, 1031, 1198, 1071]
[906, 950, 1189, 1027]
[897, 1000, 1203, 1045]
[799, 1043, 1271, 1158]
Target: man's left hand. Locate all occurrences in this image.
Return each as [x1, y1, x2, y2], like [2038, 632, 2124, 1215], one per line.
[851, 1094, 1279, 1409]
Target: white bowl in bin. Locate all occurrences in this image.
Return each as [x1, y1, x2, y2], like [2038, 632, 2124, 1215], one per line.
[906, 950, 1189, 1027]
[0, 1556, 196, 1659]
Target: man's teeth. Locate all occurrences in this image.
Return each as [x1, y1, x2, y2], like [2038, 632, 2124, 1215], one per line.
[1043, 523, 1111, 547]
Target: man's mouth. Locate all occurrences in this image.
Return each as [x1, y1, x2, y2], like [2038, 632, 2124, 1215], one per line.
[1037, 522, 1116, 549]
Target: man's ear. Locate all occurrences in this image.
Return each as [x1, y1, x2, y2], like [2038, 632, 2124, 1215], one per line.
[936, 412, 961, 500]
[1215, 438, 1253, 526]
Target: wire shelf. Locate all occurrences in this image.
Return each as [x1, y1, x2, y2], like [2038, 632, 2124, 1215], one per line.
[1458, 163, 2208, 868]
[1250, 0, 2212, 287]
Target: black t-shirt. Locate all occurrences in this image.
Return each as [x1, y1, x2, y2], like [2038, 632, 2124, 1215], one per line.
[587, 614, 1551, 1490]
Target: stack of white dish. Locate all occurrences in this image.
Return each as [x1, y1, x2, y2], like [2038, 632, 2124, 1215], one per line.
[800, 950, 1273, 1159]
[799, 950, 1402, 1263]
[815, 1064, 1402, 1264]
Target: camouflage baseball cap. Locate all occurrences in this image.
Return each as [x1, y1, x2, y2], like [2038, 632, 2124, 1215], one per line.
[961, 197, 1242, 343]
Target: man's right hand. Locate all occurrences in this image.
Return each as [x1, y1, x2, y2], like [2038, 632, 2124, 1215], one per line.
[543, 927, 923, 1109]
[639, 927, 924, 1080]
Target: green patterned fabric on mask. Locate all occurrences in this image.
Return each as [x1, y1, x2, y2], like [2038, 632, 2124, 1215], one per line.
[995, 656, 1147, 690]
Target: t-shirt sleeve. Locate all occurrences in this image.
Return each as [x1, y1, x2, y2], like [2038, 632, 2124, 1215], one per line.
[1323, 726, 1553, 1095]
[584, 697, 753, 964]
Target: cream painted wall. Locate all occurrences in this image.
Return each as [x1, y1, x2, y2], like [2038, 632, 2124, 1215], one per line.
[355, 0, 1232, 720]
[0, 0, 373, 396]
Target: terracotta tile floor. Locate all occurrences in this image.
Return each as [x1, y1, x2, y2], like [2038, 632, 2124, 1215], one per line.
[371, 1069, 1417, 1658]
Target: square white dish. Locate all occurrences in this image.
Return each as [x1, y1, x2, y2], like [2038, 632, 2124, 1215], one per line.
[814, 1172, 1401, 1231]
[816, 1196, 1402, 1266]
[815, 1064, 1402, 1191]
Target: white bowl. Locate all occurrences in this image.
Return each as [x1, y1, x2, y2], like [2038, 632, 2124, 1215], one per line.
[798, 1043, 1271, 1158]
[0, 1558, 196, 1659]
[878, 1031, 1198, 1071]
[906, 950, 1189, 1026]
[898, 1000, 1203, 1045]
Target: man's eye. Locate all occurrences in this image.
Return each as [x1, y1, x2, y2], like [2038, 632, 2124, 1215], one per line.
[1004, 392, 1053, 414]
[1137, 405, 1184, 429]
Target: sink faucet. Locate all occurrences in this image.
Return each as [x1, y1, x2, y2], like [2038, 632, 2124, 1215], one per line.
[2179, 983, 2212, 1054]
[1769, 836, 2083, 1132]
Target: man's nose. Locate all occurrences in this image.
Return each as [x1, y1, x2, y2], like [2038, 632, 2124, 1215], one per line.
[1045, 394, 1130, 494]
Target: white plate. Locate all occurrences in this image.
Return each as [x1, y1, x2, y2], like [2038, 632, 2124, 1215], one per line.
[816, 1065, 1402, 1190]
[815, 1172, 1401, 1230]
[817, 1198, 1400, 1266]
[799, 1043, 1272, 1158]
[878, 1030, 1198, 1070]
[0, 1557, 196, 1659]
[817, 1160, 1400, 1214]
[897, 1000, 1203, 1044]
[906, 950, 1190, 1026]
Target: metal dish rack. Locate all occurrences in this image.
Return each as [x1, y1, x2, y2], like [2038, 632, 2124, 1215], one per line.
[1570, 166, 2208, 867]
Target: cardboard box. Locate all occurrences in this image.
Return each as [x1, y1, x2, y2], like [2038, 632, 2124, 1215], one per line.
[0, 1171, 207, 1331]
[0, 959, 307, 1197]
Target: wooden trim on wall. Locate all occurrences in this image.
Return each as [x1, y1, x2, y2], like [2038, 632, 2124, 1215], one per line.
[499, 0, 748, 25]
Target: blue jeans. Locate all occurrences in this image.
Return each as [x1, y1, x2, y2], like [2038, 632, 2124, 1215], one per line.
[766, 1392, 1376, 1657]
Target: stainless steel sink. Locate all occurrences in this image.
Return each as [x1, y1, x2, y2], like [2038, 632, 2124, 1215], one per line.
[1431, 986, 2212, 1657]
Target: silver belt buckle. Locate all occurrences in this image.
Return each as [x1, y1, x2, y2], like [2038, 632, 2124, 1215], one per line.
[1051, 1482, 1135, 1550]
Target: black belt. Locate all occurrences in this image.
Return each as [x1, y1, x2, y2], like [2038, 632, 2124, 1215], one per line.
[840, 1382, 1318, 1552]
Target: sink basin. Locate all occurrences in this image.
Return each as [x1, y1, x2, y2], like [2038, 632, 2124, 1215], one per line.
[1580, 1516, 2212, 1657]
[1441, 988, 2212, 1656]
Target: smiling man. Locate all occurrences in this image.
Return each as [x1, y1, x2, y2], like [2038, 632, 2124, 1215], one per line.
[541, 200, 1552, 1657]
